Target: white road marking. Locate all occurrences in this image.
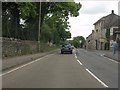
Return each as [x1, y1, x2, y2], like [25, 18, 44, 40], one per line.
[75, 54, 77, 58]
[100, 54, 105, 57]
[77, 60, 82, 65]
[104, 57, 118, 63]
[85, 68, 108, 88]
[100, 53, 118, 63]
[108, 58, 119, 63]
[0, 54, 54, 77]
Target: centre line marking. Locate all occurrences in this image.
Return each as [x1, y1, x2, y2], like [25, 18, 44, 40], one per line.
[85, 68, 108, 88]
[75, 54, 77, 58]
[77, 60, 82, 65]
[0, 54, 54, 77]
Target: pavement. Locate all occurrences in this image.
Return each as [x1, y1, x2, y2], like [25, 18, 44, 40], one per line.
[93, 50, 119, 62]
[2, 49, 59, 71]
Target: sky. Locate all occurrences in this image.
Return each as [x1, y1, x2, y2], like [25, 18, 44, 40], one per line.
[68, 0, 119, 39]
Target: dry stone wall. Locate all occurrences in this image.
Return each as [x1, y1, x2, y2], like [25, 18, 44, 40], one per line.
[2, 38, 39, 59]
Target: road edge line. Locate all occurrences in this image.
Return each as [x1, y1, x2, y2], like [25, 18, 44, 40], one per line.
[0, 54, 54, 77]
[77, 60, 82, 65]
[75, 54, 77, 58]
[85, 68, 108, 88]
[103, 56, 118, 63]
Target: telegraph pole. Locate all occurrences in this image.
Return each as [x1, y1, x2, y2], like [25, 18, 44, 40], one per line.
[38, 1, 41, 52]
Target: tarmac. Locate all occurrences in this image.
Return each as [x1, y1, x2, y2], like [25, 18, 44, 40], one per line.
[1, 49, 119, 71]
[2, 49, 59, 71]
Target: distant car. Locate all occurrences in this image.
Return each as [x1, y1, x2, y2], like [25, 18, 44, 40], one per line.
[61, 44, 73, 54]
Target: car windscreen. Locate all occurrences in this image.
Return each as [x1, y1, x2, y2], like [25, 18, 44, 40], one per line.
[65, 45, 71, 48]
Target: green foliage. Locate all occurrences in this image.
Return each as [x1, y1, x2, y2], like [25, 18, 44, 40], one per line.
[2, 2, 81, 47]
[17, 2, 37, 19]
[106, 28, 110, 41]
[71, 36, 85, 48]
[41, 22, 52, 43]
[41, 12, 72, 44]
[2, 2, 20, 38]
[104, 42, 110, 50]
[53, 2, 81, 17]
[105, 28, 110, 50]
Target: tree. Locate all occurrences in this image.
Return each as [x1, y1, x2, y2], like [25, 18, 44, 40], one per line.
[41, 14, 71, 44]
[2, 2, 21, 38]
[2, 2, 81, 45]
[72, 36, 85, 48]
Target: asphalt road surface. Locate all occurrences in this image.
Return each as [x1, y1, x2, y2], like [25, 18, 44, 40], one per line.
[2, 49, 118, 88]
[76, 49, 118, 88]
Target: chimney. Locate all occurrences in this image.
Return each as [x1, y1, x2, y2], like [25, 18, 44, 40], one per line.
[111, 10, 114, 14]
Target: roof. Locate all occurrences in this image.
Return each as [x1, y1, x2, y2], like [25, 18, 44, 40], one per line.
[93, 10, 120, 28]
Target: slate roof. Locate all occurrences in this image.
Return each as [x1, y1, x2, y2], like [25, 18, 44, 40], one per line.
[93, 10, 120, 28]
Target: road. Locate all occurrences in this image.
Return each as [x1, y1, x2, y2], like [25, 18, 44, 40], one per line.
[76, 49, 118, 88]
[2, 49, 118, 88]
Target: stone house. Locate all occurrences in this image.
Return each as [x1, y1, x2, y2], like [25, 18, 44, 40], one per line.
[86, 10, 120, 50]
[86, 30, 95, 50]
[86, 34, 92, 50]
[114, 29, 120, 39]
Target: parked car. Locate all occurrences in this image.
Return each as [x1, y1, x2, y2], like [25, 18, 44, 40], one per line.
[61, 44, 73, 54]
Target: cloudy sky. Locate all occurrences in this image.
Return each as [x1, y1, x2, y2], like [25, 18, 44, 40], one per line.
[68, 0, 119, 39]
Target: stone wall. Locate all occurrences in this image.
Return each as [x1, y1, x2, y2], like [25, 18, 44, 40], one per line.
[2, 38, 39, 59]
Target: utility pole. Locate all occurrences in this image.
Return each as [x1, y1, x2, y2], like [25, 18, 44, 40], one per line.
[38, 1, 41, 52]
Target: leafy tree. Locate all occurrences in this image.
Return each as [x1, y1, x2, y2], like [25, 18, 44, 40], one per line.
[2, 2, 21, 38]
[41, 14, 71, 44]
[2, 2, 81, 45]
[72, 36, 85, 48]
[41, 21, 52, 43]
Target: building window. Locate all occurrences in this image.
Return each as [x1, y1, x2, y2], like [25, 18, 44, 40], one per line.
[96, 29, 98, 32]
[88, 40, 90, 43]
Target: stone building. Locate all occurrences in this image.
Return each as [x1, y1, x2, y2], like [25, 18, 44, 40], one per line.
[86, 30, 95, 50]
[86, 10, 120, 50]
[114, 29, 120, 39]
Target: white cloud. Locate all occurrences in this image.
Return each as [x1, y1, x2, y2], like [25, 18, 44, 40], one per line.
[79, 1, 109, 14]
[68, 0, 118, 39]
[79, 1, 118, 14]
